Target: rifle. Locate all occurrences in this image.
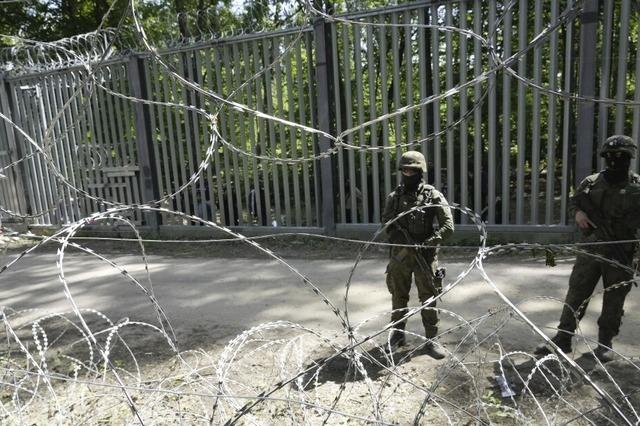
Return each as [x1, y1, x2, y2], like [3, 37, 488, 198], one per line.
[395, 220, 446, 295]
[572, 191, 632, 265]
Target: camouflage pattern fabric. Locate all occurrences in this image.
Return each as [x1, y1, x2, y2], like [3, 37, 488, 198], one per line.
[559, 170, 640, 342]
[382, 181, 454, 338]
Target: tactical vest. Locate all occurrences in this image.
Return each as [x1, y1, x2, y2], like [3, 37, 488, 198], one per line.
[389, 183, 437, 241]
[581, 172, 640, 244]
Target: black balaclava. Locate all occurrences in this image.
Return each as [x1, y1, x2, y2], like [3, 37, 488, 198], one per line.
[401, 172, 422, 191]
[602, 153, 631, 184]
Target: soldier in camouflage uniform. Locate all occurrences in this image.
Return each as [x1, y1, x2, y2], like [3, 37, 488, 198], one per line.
[382, 151, 454, 359]
[535, 135, 640, 362]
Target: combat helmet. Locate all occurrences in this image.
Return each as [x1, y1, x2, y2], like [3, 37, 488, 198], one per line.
[600, 135, 637, 159]
[398, 150, 427, 173]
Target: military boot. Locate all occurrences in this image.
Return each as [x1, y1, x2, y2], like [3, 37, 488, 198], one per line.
[422, 341, 446, 360]
[534, 333, 572, 357]
[388, 322, 406, 352]
[593, 345, 614, 363]
[593, 332, 615, 363]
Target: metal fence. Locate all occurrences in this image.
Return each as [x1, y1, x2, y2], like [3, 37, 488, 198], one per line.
[0, 0, 638, 232]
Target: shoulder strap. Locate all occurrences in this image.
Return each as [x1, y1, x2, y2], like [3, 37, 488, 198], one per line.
[419, 184, 434, 204]
[391, 186, 402, 215]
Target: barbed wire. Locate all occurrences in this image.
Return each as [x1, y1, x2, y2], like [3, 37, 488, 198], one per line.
[0, 0, 639, 424]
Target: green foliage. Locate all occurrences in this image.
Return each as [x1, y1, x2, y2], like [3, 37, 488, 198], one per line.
[0, 0, 129, 45]
[0, 0, 307, 47]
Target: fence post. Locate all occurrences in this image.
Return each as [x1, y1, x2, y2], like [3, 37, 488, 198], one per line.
[0, 73, 29, 216]
[575, 0, 598, 187]
[127, 55, 160, 230]
[313, 17, 336, 233]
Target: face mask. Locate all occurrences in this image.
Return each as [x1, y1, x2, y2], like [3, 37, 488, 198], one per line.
[603, 153, 631, 184]
[401, 173, 422, 190]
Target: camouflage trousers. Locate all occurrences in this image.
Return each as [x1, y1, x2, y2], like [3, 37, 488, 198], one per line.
[386, 246, 442, 338]
[557, 253, 634, 342]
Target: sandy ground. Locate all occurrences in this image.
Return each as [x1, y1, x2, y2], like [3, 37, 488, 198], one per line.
[1, 248, 637, 356]
[1, 242, 640, 424]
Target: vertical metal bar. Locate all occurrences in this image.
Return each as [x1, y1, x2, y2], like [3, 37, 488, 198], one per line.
[632, 18, 640, 173]
[354, 23, 368, 223]
[128, 55, 160, 228]
[596, 0, 613, 170]
[163, 56, 185, 216]
[26, 81, 51, 222]
[177, 54, 196, 218]
[37, 75, 63, 224]
[295, 36, 312, 225]
[142, 61, 162, 209]
[418, 7, 429, 174]
[263, 38, 282, 225]
[151, 58, 172, 222]
[36, 75, 58, 223]
[530, 0, 542, 224]
[285, 35, 301, 226]
[516, 0, 527, 224]
[306, 32, 322, 225]
[172, 57, 190, 215]
[112, 66, 135, 213]
[380, 14, 391, 197]
[214, 47, 235, 225]
[254, 39, 273, 225]
[29, 81, 56, 223]
[575, 0, 599, 186]
[185, 51, 205, 223]
[614, 0, 630, 134]
[404, 10, 414, 147]
[102, 67, 125, 205]
[561, 0, 574, 225]
[332, 22, 346, 224]
[56, 73, 84, 220]
[342, 24, 357, 222]
[179, 53, 198, 221]
[486, 2, 496, 223]
[431, 5, 442, 190]
[242, 41, 261, 224]
[314, 18, 336, 231]
[445, 3, 456, 207]
[273, 38, 292, 225]
[205, 47, 227, 223]
[473, 0, 483, 218]
[44, 76, 66, 223]
[45, 74, 73, 223]
[459, 1, 469, 225]
[30, 79, 56, 224]
[392, 13, 402, 186]
[501, 2, 512, 224]
[87, 72, 107, 209]
[0, 75, 27, 214]
[72, 70, 98, 216]
[232, 42, 251, 225]
[546, 1, 559, 225]
[366, 24, 380, 222]
[12, 83, 40, 221]
[120, 65, 142, 214]
[195, 49, 214, 222]
[142, 60, 160, 212]
[109, 71, 127, 210]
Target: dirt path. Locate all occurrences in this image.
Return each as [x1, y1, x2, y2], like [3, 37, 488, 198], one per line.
[1, 242, 639, 424]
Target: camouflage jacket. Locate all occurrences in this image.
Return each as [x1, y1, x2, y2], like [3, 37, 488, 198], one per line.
[569, 171, 640, 253]
[382, 182, 454, 245]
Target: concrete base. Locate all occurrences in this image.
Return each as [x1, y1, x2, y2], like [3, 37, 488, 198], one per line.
[17, 222, 579, 245]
